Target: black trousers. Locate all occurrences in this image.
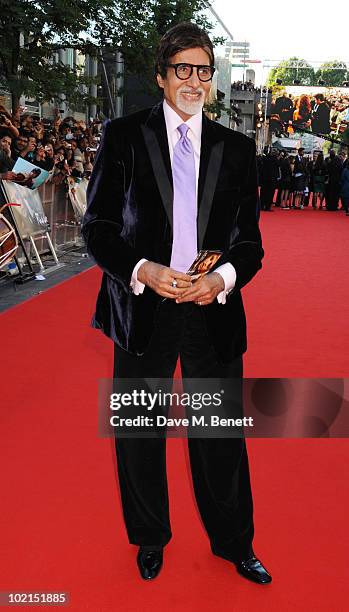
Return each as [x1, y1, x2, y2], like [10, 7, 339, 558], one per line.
[113, 300, 254, 562]
[326, 185, 340, 210]
[260, 183, 276, 210]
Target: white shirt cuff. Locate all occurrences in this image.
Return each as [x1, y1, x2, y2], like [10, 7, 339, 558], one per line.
[214, 263, 237, 305]
[130, 258, 148, 295]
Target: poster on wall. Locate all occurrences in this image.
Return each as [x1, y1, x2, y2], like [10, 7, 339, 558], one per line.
[66, 176, 88, 221]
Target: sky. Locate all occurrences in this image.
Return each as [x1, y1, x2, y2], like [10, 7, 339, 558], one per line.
[210, 0, 349, 85]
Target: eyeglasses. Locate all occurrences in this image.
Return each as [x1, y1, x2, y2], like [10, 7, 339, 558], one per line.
[166, 63, 215, 82]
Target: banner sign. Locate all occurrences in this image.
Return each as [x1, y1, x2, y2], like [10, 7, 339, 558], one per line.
[67, 176, 88, 221]
[1, 180, 49, 238]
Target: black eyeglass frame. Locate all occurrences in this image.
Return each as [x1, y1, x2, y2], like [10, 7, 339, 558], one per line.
[166, 63, 216, 82]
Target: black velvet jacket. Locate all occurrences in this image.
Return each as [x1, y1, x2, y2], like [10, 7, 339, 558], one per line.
[81, 102, 264, 363]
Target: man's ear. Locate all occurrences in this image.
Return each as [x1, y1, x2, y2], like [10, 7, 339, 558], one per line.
[156, 73, 165, 89]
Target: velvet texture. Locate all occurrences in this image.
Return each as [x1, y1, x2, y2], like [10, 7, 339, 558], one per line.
[82, 103, 264, 362]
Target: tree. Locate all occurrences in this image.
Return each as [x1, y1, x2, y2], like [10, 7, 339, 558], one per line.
[0, 0, 220, 112]
[0, 0, 99, 110]
[315, 61, 348, 87]
[266, 57, 315, 87]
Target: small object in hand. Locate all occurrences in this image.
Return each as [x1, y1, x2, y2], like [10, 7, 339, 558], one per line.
[171, 279, 177, 288]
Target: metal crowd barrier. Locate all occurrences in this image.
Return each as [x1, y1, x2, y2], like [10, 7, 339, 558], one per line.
[37, 180, 83, 252]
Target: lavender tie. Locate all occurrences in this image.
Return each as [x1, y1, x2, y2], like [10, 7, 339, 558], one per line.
[170, 123, 197, 272]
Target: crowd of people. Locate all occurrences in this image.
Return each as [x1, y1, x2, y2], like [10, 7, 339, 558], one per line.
[1, 104, 348, 218]
[270, 91, 349, 139]
[232, 80, 258, 92]
[258, 147, 349, 213]
[0, 105, 101, 186]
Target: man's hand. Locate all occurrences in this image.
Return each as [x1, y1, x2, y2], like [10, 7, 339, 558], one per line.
[21, 142, 36, 156]
[137, 261, 193, 299]
[34, 125, 44, 139]
[2, 142, 11, 156]
[175, 272, 225, 306]
[0, 171, 16, 181]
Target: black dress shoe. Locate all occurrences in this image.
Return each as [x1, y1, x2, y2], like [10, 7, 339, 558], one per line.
[137, 547, 163, 580]
[236, 556, 272, 584]
[211, 546, 272, 584]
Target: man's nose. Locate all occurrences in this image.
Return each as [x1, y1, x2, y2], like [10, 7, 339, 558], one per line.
[187, 68, 201, 88]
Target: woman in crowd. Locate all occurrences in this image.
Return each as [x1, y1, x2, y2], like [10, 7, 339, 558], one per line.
[311, 151, 327, 209]
[278, 152, 292, 209]
[293, 95, 312, 129]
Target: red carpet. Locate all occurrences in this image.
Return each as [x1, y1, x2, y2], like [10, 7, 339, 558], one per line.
[1, 208, 349, 610]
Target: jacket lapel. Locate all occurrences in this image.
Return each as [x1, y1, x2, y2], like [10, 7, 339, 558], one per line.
[141, 103, 224, 246]
[197, 115, 224, 250]
[141, 103, 173, 229]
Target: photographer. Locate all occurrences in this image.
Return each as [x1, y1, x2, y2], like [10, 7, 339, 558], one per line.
[43, 143, 55, 171]
[51, 148, 71, 185]
[25, 136, 37, 163]
[33, 143, 53, 171]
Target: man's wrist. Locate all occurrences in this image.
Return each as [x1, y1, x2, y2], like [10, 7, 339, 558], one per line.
[130, 258, 148, 295]
[214, 263, 237, 305]
[212, 271, 225, 292]
[137, 260, 149, 285]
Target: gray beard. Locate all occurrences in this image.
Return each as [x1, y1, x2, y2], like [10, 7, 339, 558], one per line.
[175, 90, 205, 116]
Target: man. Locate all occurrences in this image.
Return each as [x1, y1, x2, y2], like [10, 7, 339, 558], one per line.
[259, 148, 280, 211]
[325, 149, 343, 210]
[11, 134, 35, 162]
[19, 113, 34, 138]
[0, 133, 16, 180]
[82, 22, 270, 584]
[311, 94, 331, 135]
[274, 92, 294, 126]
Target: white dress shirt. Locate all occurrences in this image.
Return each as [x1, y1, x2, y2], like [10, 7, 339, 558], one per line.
[130, 99, 236, 304]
